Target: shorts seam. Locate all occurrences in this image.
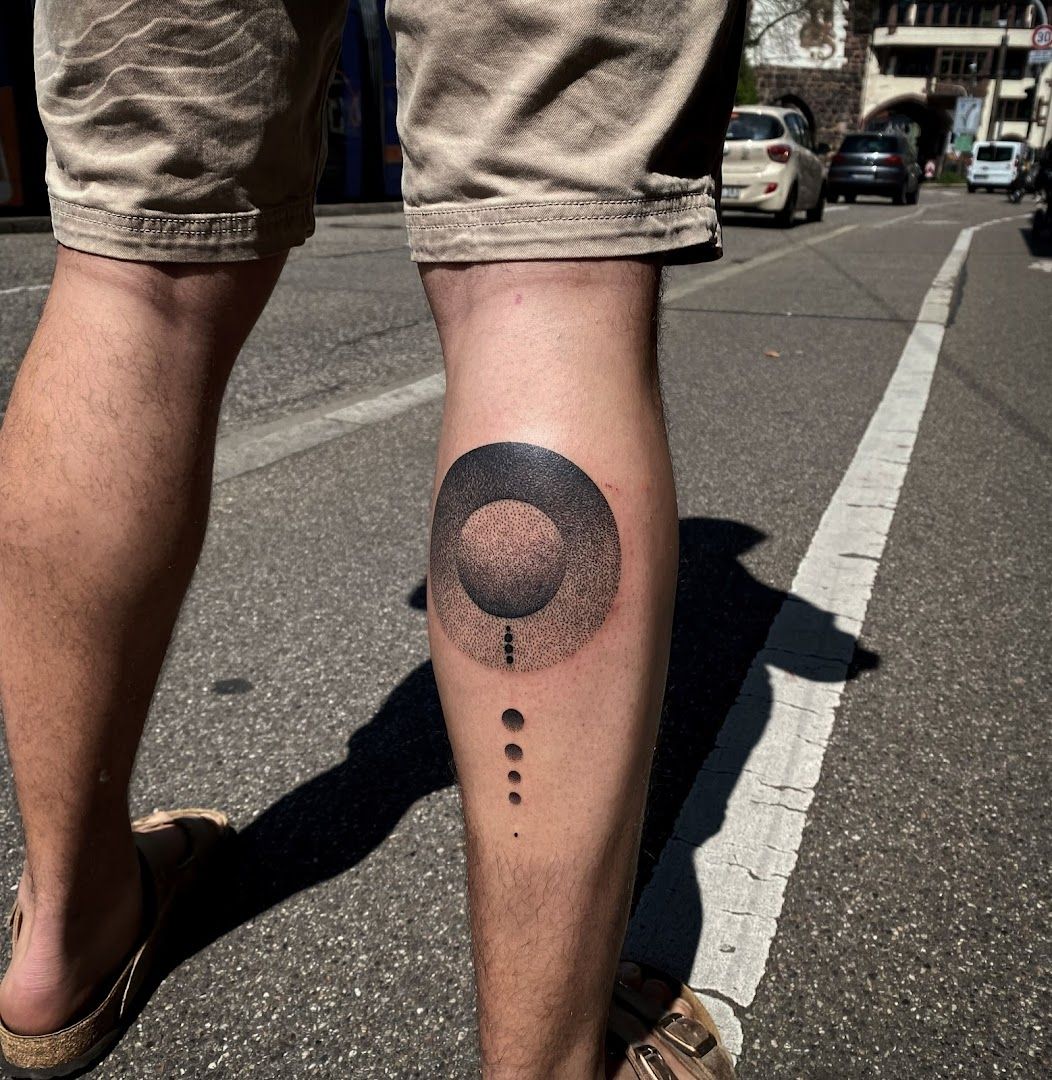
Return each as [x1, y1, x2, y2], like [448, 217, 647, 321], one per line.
[405, 192, 713, 220]
[405, 203, 716, 231]
[49, 196, 313, 238]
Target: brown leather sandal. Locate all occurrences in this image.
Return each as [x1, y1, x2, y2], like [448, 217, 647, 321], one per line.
[0, 809, 233, 1079]
[608, 961, 736, 1080]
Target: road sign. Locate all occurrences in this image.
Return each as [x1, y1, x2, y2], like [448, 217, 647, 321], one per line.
[1032, 24, 1052, 48]
[1028, 47, 1052, 64]
[953, 97, 983, 136]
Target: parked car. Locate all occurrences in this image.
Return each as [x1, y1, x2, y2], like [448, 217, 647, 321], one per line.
[827, 133, 921, 205]
[720, 106, 828, 228]
[967, 140, 1031, 193]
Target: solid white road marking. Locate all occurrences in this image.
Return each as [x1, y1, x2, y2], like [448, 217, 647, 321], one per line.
[626, 214, 1021, 1060]
[872, 204, 929, 229]
[0, 283, 49, 297]
[1030, 260, 1052, 272]
[665, 224, 858, 301]
[214, 371, 446, 483]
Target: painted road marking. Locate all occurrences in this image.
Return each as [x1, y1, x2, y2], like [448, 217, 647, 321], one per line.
[872, 204, 929, 229]
[665, 224, 858, 301]
[0, 284, 49, 297]
[214, 371, 445, 483]
[625, 213, 1025, 1061]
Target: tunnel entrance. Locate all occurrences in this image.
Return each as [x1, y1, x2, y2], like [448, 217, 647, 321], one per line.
[864, 95, 953, 165]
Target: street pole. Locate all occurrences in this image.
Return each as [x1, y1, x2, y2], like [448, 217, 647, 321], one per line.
[986, 21, 1009, 140]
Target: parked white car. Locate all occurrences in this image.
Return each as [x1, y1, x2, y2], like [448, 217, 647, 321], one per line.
[720, 106, 828, 227]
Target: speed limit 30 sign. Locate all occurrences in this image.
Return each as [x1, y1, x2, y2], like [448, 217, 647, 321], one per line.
[1033, 24, 1052, 49]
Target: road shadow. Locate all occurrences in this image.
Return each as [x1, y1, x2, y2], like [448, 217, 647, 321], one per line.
[169, 516, 878, 991]
[1021, 222, 1052, 257]
[629, 518, 878, 983]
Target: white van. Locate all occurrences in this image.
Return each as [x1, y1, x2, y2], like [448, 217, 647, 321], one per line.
[967, 141, 1029, 192]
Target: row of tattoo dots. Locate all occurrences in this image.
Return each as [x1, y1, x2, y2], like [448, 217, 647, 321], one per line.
[502, 708, 524, 836]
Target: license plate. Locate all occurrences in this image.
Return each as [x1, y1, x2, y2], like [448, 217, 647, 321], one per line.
[722, 186, 743, 199]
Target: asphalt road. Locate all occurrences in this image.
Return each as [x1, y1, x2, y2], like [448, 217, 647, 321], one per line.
[0, 188, 1048, 1078]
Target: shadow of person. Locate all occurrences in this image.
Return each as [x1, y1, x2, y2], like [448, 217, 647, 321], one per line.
[628, 516, 879, 989]
[169, 517, 877, 1003]
[176, 587, 452, 955]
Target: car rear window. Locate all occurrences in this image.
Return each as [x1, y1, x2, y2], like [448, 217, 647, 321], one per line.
[839, 135, 898, 154]
[975, 145, 1013, 162]
[726, 113, 784, 141]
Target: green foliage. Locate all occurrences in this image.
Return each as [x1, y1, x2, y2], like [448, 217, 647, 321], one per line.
[737, 55, 759, 105]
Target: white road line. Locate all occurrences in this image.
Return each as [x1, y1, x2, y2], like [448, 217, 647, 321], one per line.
[0, 283, 48, 297]
[213, 370, 445, 483]
[665, 224, 858, 301]
[625, 213, 1024, 1060]
[872, 203, 929, 229]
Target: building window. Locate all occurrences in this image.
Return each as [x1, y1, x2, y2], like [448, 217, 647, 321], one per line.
[937, 49, 991, 78]
[997, 97, 1032, 121]
[880, 47, 938, 76]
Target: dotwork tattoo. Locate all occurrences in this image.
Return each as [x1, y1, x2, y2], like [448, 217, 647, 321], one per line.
[429, 442, 621, 671]
[503, 711, 525, 811]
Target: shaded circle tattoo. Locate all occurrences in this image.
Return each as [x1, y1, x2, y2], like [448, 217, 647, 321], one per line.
[430, 443, 621, 671]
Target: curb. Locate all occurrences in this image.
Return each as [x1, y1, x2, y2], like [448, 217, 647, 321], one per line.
[315, 201, 403, 217]
[0, 216, 52, 235]
[0, 200, 404, 236]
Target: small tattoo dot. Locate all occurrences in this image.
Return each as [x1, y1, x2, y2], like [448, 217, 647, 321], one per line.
[504, 643, 514, 655]
[504, 633, 513, 643]
[501, 708, 524, 731]
[507, 770, 521, 783]
[504, 743, 523, 761]
[508, 792, 522, 805]
[513, 832, 519, 838]
[505, 655, 514, 664]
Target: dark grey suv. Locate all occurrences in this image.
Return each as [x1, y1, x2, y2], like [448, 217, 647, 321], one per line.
[827, 133, 922, 205]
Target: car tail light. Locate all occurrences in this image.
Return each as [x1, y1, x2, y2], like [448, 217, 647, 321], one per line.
[767, 143, 792, 164]
[883, 154, 903, 166]
[832, 153, 847, 165]
[764, 182, 778, 194]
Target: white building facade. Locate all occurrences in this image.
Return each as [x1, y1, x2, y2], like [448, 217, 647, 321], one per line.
[861, 2, 1052, 154]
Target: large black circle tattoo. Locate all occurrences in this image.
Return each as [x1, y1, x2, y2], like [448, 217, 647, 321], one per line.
[430, 442, 621, 671]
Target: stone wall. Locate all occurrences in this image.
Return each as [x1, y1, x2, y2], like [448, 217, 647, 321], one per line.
[753, 2, 872, 147]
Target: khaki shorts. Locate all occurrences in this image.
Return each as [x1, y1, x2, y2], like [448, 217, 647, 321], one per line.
[34, 0, 744, 264]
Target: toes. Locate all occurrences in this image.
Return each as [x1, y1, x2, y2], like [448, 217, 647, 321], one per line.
[669, 996, 694, 1019]
[618, 961, 643, 988]
[641, 977, 676, 1008]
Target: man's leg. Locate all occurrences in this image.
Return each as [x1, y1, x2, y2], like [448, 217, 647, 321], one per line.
[0, 247, 283, 1035]
[423, 259, 678, 1080]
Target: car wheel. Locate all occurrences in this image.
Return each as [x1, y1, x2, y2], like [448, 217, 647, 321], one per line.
[906, 184, 919, 205]
[893, 182, 907, 205]
[806, 186, 826, 223]
[775, 185, 798, 228]
[828, 190, 839, 203]
[844, 193, 857, 203]
[967, 183, 976, 193]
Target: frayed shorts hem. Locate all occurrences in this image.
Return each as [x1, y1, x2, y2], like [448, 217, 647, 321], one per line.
[48, 195, 315, 263]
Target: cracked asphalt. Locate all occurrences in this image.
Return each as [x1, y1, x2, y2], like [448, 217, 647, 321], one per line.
[0, 188, 1049, 1078]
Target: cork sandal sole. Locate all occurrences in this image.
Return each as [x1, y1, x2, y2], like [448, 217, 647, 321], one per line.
[0, 809, 232, 1079]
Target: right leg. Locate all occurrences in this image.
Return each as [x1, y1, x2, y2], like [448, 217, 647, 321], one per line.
[0, 247, 283, 1034]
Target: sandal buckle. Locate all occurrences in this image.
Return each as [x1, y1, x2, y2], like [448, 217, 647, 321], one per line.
[629, 1044, 676, 1080]
[659, 1012, 718, 1058]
